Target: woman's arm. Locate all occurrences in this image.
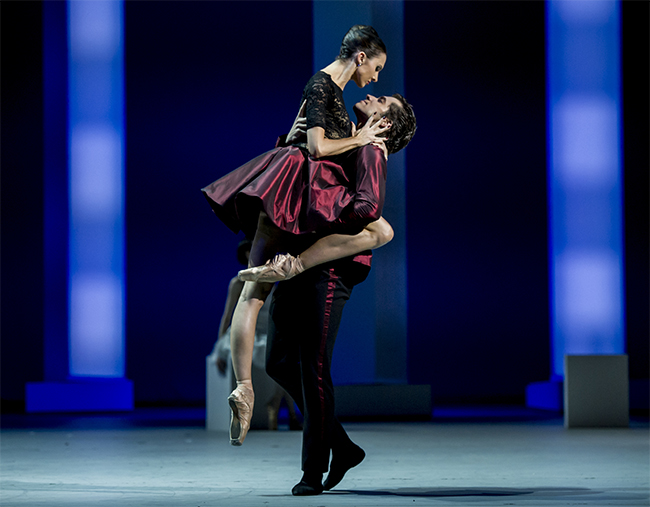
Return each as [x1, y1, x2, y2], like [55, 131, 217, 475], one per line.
[307, 113, 389, 159]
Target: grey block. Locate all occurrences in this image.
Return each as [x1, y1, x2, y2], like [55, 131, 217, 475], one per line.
[564, 354, 629, 428]
[334, 384, 431, 418]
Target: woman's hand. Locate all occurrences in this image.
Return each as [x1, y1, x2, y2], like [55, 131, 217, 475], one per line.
[354, 112, 391, 148]
[355, 113, 390, 159]
[286, 100, 307, 145]
[307, 114, 390, 159]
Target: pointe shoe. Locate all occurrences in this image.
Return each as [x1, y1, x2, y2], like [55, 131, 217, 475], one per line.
[238, 253, 305, 283]
[228, 382, 254, 446]
[237, 255, 286, 282]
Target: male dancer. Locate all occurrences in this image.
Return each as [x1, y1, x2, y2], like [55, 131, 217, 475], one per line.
[265, 94, 416, 496]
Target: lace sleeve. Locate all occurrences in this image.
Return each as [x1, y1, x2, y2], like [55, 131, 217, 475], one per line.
[304, 75, 330, 132]
[301, 72, 351, 140]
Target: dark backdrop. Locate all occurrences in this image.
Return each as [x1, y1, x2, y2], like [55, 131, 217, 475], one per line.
[2, 1, 45, 405]
[621, 0, 650, 382]
[404, 1, 550, 403]
[2, 1, 648, 409]
[124, 1, 314, 404]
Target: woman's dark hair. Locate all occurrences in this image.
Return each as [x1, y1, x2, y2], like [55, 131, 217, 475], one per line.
[236, 238, 252, 266]
[383, 93, 417, 154]
[337, 25, 386, 61]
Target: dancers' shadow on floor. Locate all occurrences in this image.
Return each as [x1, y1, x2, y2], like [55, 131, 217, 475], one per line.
[331, 486, 648, 503]
[332, 486, 578, 497]
[331, 486, 595, 498]
[263, 486, 649, 502]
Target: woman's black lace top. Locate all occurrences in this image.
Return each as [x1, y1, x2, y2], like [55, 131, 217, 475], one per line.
[301, 71, 352, 140]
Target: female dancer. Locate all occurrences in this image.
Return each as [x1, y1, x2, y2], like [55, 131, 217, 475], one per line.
[202, 25, 412, 445]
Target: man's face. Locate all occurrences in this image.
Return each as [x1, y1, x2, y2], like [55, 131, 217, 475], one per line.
[353, 94, 401, 125]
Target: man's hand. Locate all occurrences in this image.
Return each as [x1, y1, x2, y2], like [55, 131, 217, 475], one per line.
[286, 100, 307, 145]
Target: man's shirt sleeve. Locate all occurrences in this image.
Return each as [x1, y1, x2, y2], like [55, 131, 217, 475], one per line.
[334, 145, 387, 230]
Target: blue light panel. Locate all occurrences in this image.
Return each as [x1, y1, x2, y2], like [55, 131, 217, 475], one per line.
[547, 0, 624, 379]
[68, 0, 125, 377]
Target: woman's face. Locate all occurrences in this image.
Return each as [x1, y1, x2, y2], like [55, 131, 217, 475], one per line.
[353, 52, 386, 88]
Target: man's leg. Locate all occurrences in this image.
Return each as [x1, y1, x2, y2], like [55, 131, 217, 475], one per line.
[266, 265, 364, 495]
[298, 267, 366, 492]
[266, 306, 356, 455]
[266, 275, 327, 495]
[266, 283, 303, 413]
[296, 267, 352, 473]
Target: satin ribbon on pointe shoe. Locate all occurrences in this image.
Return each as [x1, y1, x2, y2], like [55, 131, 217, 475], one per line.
[228, 381, 254, 446]
[238, 253, 305, 283]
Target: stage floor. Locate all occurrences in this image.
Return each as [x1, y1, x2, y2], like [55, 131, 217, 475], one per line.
[1, 412, 648, 507]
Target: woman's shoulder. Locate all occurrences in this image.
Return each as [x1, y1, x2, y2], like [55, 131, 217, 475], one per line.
[310, 70, 332, 84]
[303, 70, 335, 93]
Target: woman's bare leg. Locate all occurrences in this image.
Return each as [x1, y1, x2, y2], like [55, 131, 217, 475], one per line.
[227, 279, 269, 445]
[230, 213, 288, 382]
[299, 216, 393, 269]
[227, 212, 288, 445]
[229, 282, 272, 384]
[239, 217, 393, 283]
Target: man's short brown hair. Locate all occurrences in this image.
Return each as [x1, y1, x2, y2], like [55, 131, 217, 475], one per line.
[384, 93, 416, 155]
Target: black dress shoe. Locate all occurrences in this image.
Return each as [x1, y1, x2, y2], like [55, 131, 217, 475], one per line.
[292, 472, 324, 496]
[323, 443, 365, 490]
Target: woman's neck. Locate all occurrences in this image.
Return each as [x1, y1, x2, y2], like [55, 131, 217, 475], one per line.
[320, 58, 356, 91]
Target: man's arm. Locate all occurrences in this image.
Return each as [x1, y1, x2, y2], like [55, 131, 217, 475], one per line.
[277, 105, 387, 230]
[325, 145, 387, 233]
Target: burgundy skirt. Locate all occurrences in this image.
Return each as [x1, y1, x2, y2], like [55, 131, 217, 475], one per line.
[201, 146, 355, 237]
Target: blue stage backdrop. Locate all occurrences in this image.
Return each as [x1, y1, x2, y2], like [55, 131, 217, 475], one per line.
[1, 1, 648, 409]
